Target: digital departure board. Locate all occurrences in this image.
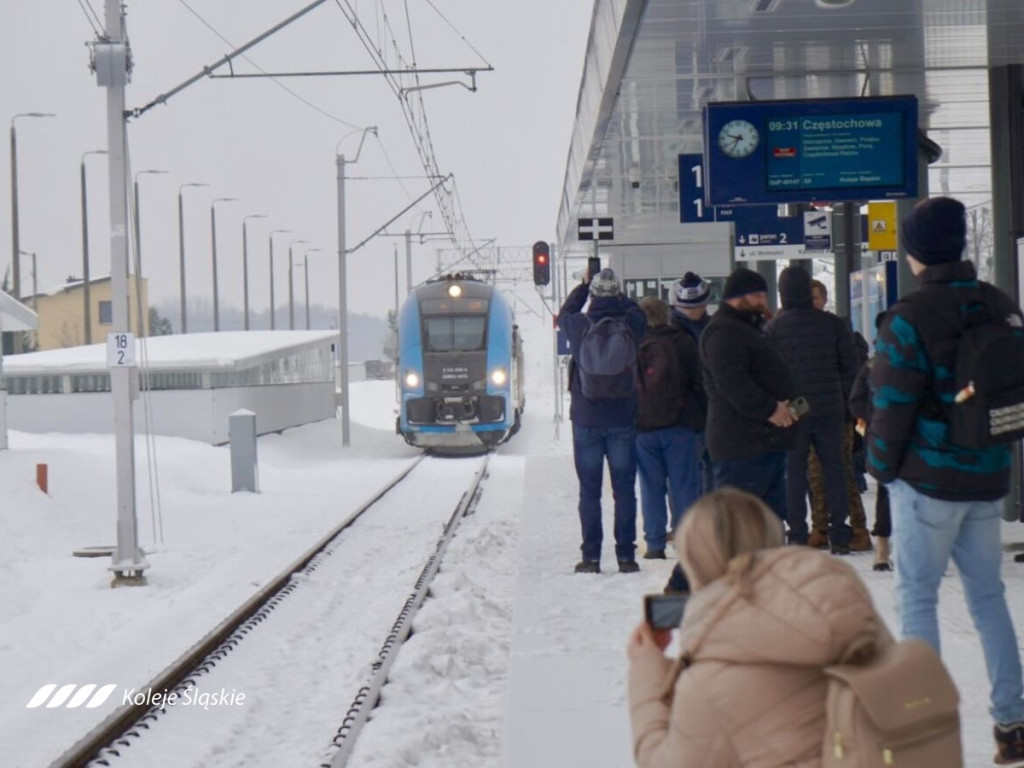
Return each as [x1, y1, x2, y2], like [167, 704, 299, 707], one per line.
[704, 96, 918, 206]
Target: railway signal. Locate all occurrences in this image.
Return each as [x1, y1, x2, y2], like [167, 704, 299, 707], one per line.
[532, 241, 551, 286]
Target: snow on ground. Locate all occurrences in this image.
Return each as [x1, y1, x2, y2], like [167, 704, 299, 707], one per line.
[3, 285, 1024, 767]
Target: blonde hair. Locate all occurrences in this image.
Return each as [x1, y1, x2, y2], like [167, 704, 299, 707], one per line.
[675, 487, 785, 591]
[810, 279, 828, 299]
[639, 296, 669, 326]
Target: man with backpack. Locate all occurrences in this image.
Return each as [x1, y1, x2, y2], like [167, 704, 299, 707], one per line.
[557, 267, 647, 574]
[635, 297, 704, 560]
[867, 195, 1024, 764]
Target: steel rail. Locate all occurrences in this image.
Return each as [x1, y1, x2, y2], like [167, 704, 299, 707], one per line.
[321, 455, 490, 767]
[53, 454, 426, 768]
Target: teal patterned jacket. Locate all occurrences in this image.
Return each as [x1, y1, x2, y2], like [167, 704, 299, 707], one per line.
[866, 260, 1020, 501]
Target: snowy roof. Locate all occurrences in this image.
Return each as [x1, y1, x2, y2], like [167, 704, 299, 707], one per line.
[3, 330, 337, 375]
[0, 290, 38, 332]
[28, 274, 115, 299]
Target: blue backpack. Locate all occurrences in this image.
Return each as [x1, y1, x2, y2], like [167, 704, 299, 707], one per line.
[577, 316, 638, 400]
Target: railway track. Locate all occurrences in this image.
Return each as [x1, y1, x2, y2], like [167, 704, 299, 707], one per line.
[52, 454, 490, 767]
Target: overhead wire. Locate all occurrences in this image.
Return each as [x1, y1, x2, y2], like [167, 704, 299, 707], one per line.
[76, 0, 103, 36]
[332, 0, 481, 258]
[422, 0, 491, 68]
[122, 133, 166, 547]
[175, 0, 363, 131]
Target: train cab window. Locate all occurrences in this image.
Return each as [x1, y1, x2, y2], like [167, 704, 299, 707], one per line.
[423, 316, 487, 352]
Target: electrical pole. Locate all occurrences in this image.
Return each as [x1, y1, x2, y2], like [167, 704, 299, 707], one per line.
[336, 128, 375, 447]
[95, 0, 147, 585]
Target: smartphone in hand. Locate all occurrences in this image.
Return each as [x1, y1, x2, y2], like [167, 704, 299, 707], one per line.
[789, 395, 811, 419]
[587, 256, 601, 283]
[644, 593, 690, 630]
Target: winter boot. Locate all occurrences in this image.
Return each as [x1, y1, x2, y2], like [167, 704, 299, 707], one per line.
[849, 527, 874, 552]
[574, 560, 600, 574]
[873, 537, 893, 572]
[994, 722, 1024, 765]
[807, 530, 829, 550]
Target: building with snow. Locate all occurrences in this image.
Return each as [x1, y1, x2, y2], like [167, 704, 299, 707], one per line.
[3, 331, 338, 444]
[27, 275, 149, 350]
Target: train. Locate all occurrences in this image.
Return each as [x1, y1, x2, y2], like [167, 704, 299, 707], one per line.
[396, 274, 525, 453]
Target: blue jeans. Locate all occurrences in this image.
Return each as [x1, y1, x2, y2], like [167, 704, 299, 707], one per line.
[889, 479, 1024, 725]
[713, 451, 788, 522]
[572, 423, 638, 562]
[636, 426, 701, 550]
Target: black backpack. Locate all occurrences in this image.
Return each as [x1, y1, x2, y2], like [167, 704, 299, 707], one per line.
[914, 287, 1024, 448]
[577, 315, 639, 400]
[636, 333, 686, 429]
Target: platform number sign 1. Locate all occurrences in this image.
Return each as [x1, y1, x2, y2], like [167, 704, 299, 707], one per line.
[678, 153, 715, 223]
[107, 332, 136, 367]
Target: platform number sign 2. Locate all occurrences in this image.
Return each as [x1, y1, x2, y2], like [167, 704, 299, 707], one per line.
[107, 332, 136, 368]
[678, 154, 715, 223]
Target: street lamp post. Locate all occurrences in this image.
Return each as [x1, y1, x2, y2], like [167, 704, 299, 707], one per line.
[133, 169, 167, 338]
[336, 127, 376, 447]
[300, 248, 323, 330]
[81, 149, 106, 344]
[406, 211, 432, 297]
[10, 112, 55, 352]
[268, 229, 291, 330]
[210, 197, 236, 331]
[10, 112, 55, 302]
[288, 239, 309, 330]
[177, 182, 207, 334]
[242, 214, 267, 331]
[18, 249, 36, 349]
[133, 169, 167, 277]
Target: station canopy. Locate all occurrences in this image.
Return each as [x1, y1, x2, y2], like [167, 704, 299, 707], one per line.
[557, 0, 1024, 248]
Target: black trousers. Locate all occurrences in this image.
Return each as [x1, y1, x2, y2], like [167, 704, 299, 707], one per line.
[786, 424, 851, 547]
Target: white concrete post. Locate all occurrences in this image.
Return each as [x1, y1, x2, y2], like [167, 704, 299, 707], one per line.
[230, 409, 259, 493]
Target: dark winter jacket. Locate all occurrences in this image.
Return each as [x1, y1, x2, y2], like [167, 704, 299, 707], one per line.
[636, 324, 706, 433]
[700, 302, 799, 461]
[849, 360, 873, 424]
[671, 309, 711, 346]
[867, 260, 1022, 501]
[764, 268, 859, 431]
[557, 281, 647, 428]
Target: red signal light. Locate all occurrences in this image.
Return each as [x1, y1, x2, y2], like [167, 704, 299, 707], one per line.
[537, 254, 547, 264]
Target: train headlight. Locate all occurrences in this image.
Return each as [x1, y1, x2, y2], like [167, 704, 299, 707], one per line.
[490, 368, 508, 387]
[404, 371, 420, 389]
[447, 284, 463, 298]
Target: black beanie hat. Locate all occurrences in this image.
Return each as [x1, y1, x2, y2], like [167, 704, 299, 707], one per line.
[722, 267, 768, 300]
[900, 196, 966, 265]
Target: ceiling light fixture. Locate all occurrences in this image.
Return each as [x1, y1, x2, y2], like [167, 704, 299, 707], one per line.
[749, 0, 782, 12]
[814, 0, 855, 8]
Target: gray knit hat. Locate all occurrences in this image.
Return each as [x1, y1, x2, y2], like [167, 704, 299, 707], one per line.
[589, 268, 621, 298]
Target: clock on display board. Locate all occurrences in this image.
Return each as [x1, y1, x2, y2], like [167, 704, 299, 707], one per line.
[717, 119, 760, 158]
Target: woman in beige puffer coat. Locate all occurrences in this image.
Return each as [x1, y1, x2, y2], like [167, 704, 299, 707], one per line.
[627, 488, 892, 767]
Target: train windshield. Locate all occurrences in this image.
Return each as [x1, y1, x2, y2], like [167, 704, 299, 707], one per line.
[423, 316, 487, 352]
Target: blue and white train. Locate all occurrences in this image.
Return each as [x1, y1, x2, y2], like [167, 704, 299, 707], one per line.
[396, 274, 525, 453]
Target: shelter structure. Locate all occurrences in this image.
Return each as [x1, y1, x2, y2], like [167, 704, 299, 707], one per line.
[0, 289, 39, 450]
[556, 0, 1024, 316]
[3, 331, 337, 445]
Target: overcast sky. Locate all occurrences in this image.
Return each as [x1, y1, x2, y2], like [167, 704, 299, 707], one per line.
[1, 0, 592, 323]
